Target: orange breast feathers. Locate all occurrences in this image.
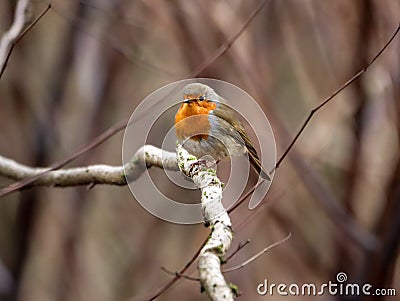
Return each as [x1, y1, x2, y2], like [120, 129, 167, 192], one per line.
[175, 101, 217, 140]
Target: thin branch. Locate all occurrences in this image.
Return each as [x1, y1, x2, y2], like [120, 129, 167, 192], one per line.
[223, 233, 292, 273]
[141, 239, 207, 301]
[187, 0, 269, 77]
[161, 267, 199, 282]
[275, 23, 400, 169]
[227, 179, 265, 214]
[0, 3, 51, 78]
[226, 239, 251, 261]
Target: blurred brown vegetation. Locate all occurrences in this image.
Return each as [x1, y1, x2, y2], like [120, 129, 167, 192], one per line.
[0, 0, 399, 300]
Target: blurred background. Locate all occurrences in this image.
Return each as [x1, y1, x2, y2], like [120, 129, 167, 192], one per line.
[0, 0, 399, 300]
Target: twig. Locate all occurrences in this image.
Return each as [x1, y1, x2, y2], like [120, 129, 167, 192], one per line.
[274, 23, 400, 169]
[141, 239, 207, 301]
[223, 233, 292, 273]
[0, 3, 51, 78]
[161, 267, 199, 282]
[227, 179, 265, 214]
[226, 240, 251, 261]
[187, 0, 269, 77]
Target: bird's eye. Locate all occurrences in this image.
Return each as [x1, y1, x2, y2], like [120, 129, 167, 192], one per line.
[198, 96, 205, 101]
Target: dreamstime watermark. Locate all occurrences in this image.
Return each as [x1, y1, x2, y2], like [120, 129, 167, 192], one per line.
[122, 78, 276, 224]
[257, 272, 397, 297]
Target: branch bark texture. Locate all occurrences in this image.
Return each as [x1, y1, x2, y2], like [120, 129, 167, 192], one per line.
[0, 145, 177, 187]
[177, 144, 235, 301]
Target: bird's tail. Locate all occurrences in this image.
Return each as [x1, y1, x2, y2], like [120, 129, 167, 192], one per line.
[248, 151, 271, 181]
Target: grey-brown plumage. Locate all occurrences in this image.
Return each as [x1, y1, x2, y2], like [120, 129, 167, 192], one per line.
[211, 102, 270, 180]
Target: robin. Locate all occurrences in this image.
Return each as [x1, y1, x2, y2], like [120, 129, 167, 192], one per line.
[175, 83, 270, 180]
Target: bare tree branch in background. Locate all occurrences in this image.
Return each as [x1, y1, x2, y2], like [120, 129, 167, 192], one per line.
[0, 2, 51, 78]
[275, 23, 400, 169]
[0, 0, 31, 76]
[187, 0, 269, 77]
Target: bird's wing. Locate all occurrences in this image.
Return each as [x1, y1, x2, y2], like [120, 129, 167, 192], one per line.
[211, 102, 258, 154]
[212, 102, 270, 180]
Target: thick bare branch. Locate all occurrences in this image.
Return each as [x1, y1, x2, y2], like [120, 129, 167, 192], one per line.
[0, 145, 177, 188]
[177, 144, 234, 301]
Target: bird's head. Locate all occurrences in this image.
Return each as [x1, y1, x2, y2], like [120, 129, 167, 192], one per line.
[182, 83, 220, 106]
